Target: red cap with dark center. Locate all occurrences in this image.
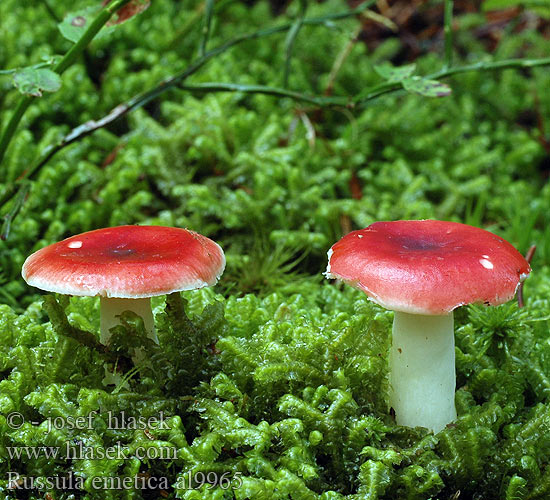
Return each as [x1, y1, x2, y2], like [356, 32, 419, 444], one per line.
[326, 220, 530, 315]
[22, 225, 225, 298]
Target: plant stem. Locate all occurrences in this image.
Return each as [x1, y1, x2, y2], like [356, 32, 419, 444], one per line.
[0, 0, 133, 166]
[200, 0, 215, 57]
[444, 0, 454, 69]
[16, 2, 375, 181]
[42, 295, 110, 355]
[41, 0, 61, 23]
[1, 181, 29, 240]
[0, 99, 30, 168]
[283, 0, 307, 88]
[354, 57, 550, 104]
[178, 82, 348, 106]
[325, 26, 361, 96]
[0, 62, 53, 75]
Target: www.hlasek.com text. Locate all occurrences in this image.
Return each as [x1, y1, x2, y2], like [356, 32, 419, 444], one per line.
[7, 441, 177, 461]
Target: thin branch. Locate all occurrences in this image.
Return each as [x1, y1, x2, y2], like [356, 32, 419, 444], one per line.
[186, 57, 550, 110]
[200, 0, 215, 57]
[41, 0, 61, 23]
[42, 295, 112, 356]
[1, 182, 30, 240]
[325, 26, 361, 96]
[167, 0, 233, 51]
[299, 110, 316, 148]
[444, 0, 454, 69]
[178, 82, 348, 106]
[283, 0, 307, 88]
[354, 56, 550, 104]
[3, 3, 550, 239]
[0, 0, 133, 166]
[360, 9, 397, 31]
[13, 2, 376, 186]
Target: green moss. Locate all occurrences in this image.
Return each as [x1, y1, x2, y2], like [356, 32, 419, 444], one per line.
[1, 286, 550, 499]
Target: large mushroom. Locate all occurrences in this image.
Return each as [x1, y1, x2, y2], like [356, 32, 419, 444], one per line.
[22, 225, 225, 352]
[325, 220, 530, 433]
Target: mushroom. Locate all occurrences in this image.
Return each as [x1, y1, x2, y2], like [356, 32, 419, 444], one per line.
[22, 225, 225, 355]
[325, 220, 530, 432]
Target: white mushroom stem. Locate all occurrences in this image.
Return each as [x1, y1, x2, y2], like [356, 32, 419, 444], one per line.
[389, 311, 457, 433]
[99, 297, 158, 346]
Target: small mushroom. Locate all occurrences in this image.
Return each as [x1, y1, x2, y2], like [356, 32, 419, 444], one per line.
[325, 220, 530, 432]
[22, 225, 225, 356]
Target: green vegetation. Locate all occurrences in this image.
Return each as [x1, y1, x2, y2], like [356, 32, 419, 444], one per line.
[1, 0, 550, 498]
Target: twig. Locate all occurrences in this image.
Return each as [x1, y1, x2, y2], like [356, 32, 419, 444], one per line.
[283, 0, 307, 88]
[444, 0, 454, 69]
[200, 0, 215, 57]
[1, 181, 30, 240]
[517, 245, 536, 308]
[360, 9, 398, 31]
[185, 57, 550, 109]
[42, 295, 111, 356]
[3, 2, 550, 239]
[325, 26, 361, 96]
[0, 0, 133, 166]
[12, 2, 376, 185]
[178, 82, 347, 106]
[41, 0, 61, 23]
[354, 57, 550, 104]
[5, 55, 550, 233]
[299, 110, 316, 148]
[167, 0, 233, 51]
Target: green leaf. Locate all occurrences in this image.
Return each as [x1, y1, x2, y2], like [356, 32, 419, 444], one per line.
[374, 63, 416, 82]
[12, 67, 62, 97]
[402, 76, 452, 97]
[58, 7, 101, 43]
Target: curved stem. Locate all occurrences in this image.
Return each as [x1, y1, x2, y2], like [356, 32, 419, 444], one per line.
[389, 311, 456, 433]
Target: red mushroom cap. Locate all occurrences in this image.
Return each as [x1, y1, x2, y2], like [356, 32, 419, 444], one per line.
[22, 225, 225, 298]
[326, 220, 531, 315]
